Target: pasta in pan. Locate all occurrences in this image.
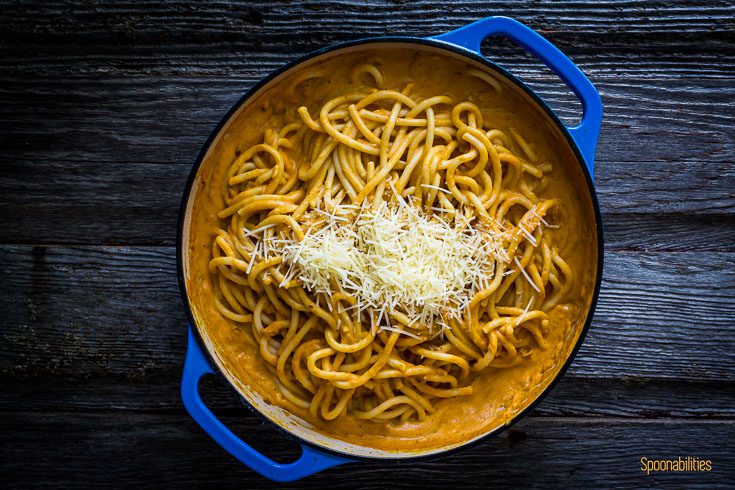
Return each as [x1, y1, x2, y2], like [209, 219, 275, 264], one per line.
[207, 62, 575, 425]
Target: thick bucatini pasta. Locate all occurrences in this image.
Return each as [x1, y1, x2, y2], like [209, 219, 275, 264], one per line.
[207, 62, 576, 425]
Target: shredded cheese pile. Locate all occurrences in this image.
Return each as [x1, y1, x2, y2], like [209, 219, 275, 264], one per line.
[274, 198, 509, 333]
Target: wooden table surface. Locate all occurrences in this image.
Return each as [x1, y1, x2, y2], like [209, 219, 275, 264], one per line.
[1, 1, 734, 488]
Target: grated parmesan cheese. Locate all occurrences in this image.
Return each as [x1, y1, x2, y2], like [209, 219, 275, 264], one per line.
[514, 256, 541, 293]
[276, 199, 509, 332]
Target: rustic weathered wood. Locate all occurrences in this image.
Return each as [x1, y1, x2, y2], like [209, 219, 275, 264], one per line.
[602, 214, 735, 252]
[2, 412, 732, 488]
[1, 246, 733, 382]
[1, 0, 733, 43]
[3, 42, 731, 78]
[2, 0, 734, 486]
[1, 61, 732, 165]
[2, 159, 734, 246]
[2, 377, 734, 419]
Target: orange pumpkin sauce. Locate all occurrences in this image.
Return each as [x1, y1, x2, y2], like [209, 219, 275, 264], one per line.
[184, 45, 598, 453]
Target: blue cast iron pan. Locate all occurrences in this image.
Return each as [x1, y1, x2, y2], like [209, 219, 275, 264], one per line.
[177, 16, 604, 482]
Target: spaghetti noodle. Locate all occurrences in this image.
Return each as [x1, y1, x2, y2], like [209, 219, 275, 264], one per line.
[208, 64, 574, 424]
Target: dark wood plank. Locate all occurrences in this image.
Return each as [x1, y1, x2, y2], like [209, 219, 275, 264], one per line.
[0, 160, 185, 245]
[602, 214, 735, 252]
[1, 1, 733, 488]
[1, 0, 733, 44]
[2, 159, 733, 246]
[576, 251, 735, 381]
[0, 246, 186, 381]
[1, 246, 733, 382]
[1, 58, 732, 165]
[596, 159, 735, 215]
[3, 42, 732, 78]
[2, 411, 732, 488]
[2, 377, 734, 420]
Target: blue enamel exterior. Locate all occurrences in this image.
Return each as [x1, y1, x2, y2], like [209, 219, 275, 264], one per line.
[180, 16, 603, 482]
[181, 327, 351, 482]
[431, 16, 603, 174]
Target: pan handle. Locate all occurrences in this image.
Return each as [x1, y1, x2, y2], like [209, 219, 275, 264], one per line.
[181, 326, 351, 482]
[432, 16, 602, 178]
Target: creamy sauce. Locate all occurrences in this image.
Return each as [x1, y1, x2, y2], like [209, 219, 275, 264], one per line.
[184, 45, 598, 453]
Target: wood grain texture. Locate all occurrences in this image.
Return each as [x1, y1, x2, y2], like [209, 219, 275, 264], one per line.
[1, 246, 733, 382]
[2, 412, 732, 488]
[2, 159, 734, 246]
[1, 56, 733, 165]
[3, 377, 734, 419]
[2, 0, 734, 486]
[1, 0, 733, 43]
